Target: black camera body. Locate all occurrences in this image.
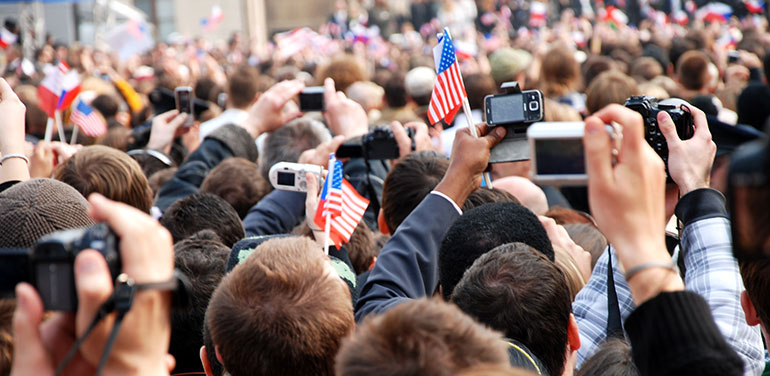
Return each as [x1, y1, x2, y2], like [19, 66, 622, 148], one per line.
[0, 224, 121, 312]
[336, 127, 414, 160]
[624, 96, 694, 177]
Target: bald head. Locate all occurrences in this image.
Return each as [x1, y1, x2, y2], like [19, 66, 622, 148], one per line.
[493, 176, 548, 215]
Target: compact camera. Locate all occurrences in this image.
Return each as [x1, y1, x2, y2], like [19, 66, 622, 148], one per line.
[174, 86, 195, 127]
[336, 126, 414, 160]
[299, 86, 325, 112]
[269, 162, 324, 193]
[0, 224, 122, 312]
[624, 96, 694, 178]
[483, 85, 544, 163]
[527, 122, 617, 186]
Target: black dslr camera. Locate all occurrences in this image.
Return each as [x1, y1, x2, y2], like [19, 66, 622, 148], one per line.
[625, 96, 694, 178]
[336, 126, 414, 160]
[0, 224, 121, 312]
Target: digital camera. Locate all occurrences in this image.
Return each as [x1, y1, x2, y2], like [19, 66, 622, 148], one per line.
[483, 87, 545, 163]
[336, 126, 414, 160]
[0, 224, 122, 311]
[624, 96, 694, 178]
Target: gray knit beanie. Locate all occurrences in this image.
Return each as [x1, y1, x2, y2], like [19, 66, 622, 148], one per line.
[0, 178, 93, 248]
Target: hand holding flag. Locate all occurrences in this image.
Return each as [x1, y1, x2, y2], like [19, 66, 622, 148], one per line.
[427, 28, 467, 126]
[313, 154, 370, 253]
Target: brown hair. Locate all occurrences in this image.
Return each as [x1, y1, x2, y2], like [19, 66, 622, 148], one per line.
[346, 221, 378, 274]
[676, 50, 711, 91]
[585, 71, 639, 115]
[336, 298, 511, 376]
[382, 151, 448, 233]
[0, 299, 14, 376]
[317, 55, 368, 91]
[451, 243, 572, 376]
[458, 364, 538, 376]
[201, 158, 270, 219]
[227, 65, 260, 109]
[564, 223, 608, 270]
[629, 57, 663, 82]
[540, 45, 582, 97]
[740, 259, 770, 329]
[53, 145, 153, 213]
[207, 237, 354, 376]
[553, 245, 587, 300]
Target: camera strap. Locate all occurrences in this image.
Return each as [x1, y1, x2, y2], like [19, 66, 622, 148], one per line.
[54, 272, 183, 376]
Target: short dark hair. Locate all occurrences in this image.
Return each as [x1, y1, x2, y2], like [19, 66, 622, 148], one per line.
[227, 65, 260, 109]
[577, 339, 639, 376]
[381, 151, 448, 232]
[335, 298, 511, 376]
[161, 193, 244, 247]
[346, 221, 378, 274]
[91, 94, 120, 120]
[384, 73, 408, 108]
[170, 230, 230, 374]
[451, 243, 571, 376]
[260, 117, 330, 182]
[461, 187, 520, 211]
[438, 202, 554, 300]
[740, 259, 770, 329]
[464, 73, 497, 110]
[677, 50, 711, 91]
[201, 158, 270, 219]
[207, 237, 354, 376]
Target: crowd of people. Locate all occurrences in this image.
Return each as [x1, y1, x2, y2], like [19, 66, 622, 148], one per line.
[1, 0, 770, 375]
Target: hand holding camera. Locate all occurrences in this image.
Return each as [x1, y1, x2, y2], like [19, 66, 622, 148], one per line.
[10, 194, 175, 376]
[657, 105, 716, 195]
[583, 104, 683, 305]
[322, 77, 368, 140]
[147, 109, 190, 155]
[390, 121, 433, 160]
[242, 80, 305, 139]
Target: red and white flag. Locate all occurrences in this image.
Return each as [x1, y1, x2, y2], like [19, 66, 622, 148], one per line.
[427, 28, 467, 125]
[314, 156, 370, 248]
[37, 62, 81, 117]
[0, 27, 17, 49]
[70, 99, 106, 137]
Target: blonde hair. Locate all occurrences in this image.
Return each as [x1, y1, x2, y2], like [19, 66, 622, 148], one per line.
[553, 245, 587, 301]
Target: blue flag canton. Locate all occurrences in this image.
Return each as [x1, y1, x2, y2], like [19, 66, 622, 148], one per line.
[437, 33, 457, 74]
[76, 101, 93, 115]
[330, 160, 343, 190]
[320, 160, 343, 200]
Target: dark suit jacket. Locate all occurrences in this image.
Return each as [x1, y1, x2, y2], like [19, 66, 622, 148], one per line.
[355, 192, 461, 321]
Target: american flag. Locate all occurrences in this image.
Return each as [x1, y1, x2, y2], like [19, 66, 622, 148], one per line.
[70, 100, 106, 137]
[428, 28, 467, 125]
[314, 155, 370, 248]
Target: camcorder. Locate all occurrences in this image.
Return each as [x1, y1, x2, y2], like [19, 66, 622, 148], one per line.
[483, 82, 545, 163]
[336, 126, 414, 160]
[728, 134, 770, 260]
[624, 96, 694, 179]
[0, 224, 122, 312]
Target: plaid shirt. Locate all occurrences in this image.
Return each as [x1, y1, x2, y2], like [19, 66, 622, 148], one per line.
[573, 217, 764, 375]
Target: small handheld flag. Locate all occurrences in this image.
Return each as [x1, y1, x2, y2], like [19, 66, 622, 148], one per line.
[71, 100, 107, 137]
[427, 28, 467, 125]
[314, 154, 370, 252]
[0, 27, 17, 49]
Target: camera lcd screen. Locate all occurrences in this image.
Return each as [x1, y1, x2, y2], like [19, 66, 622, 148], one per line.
[277, 171, 296, 186]
[300, 90, 325, 112]
[488, 94, 524, 124]
[534, 138, 586, 175]
[176, 91, 192, 115]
